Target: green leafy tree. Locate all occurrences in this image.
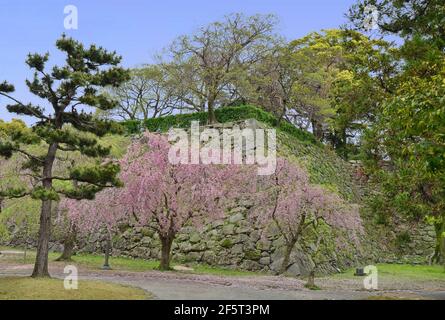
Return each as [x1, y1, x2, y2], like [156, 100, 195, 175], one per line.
[256, 29, 394, 152]
[362, 70, 445, 263]
[349, 0, 445, 263]
[348, 0, 445, 49]
[0, 35, 129, 277]
[240, 43, 301, 123]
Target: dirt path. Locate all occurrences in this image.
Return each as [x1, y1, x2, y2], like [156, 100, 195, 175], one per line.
[1, 256, 444, 300]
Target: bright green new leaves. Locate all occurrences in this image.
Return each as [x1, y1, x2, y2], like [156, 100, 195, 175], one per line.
[284, 29, 395, 153]
[362, 62, 445, 262]
[348, 0, 445, 262]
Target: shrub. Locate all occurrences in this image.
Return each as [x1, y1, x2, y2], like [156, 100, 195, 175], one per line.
[395, 231, 412, 248]
[121, 105, 319, 145]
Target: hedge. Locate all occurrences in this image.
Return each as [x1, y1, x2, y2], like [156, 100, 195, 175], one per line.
[121, 105, 319, 146]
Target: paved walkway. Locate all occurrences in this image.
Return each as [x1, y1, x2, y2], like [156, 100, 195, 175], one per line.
[0, 268, 372, 300]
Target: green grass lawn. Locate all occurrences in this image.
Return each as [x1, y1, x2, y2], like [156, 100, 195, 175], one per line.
[2, 246, 443, 280]
[0, 277, 150, 300]
[0, 246, 260, 277]
[334, 263, 445, 281]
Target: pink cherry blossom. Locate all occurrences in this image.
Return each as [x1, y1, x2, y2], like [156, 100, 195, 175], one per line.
[119, 132, 248, 269]
[251, 158, 363, 273]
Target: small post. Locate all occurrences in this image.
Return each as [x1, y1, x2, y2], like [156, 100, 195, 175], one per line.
[102, 235, 112, 270]
[354, 267, 366, 276]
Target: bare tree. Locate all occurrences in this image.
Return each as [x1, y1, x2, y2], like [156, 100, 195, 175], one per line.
[164, 13, 279, 123]
[104, 66, 179, 121]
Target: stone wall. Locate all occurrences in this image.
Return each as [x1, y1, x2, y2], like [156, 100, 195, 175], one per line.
[77, 200, 437, 276]
[79, 200, 362, 276]
[3, 195, 437, 276]
[385, 221, 436, 264]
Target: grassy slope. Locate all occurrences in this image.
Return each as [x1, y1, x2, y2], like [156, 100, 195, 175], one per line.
[0, 277, 149, 300]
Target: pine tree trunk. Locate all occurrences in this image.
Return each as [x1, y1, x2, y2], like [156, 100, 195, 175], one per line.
[56, 226, 77, 262]
[159, 235, 174, 271]
[31, 199, 52, 278]
[32, 142, 58, 278]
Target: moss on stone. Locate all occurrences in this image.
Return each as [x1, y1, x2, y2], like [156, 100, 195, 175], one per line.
[220, 239, 234, 248]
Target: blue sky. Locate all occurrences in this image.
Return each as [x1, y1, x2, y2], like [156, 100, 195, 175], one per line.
[0, 0, 356, 122]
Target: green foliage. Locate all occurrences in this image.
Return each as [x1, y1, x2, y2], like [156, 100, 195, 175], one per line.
[220, 239, 234, 248]
[30, 187, 60, 201]
[280, 29, 395, 156]
[348, 0, 445, 262]
[348, 0, 445, 50]
[0, 35, 130, 204]
[0, 197, 41, 242]
[244, 250, 262, 261]
[362, 68, 445, 225]
[60, 185, 103, 200]
[0, 81, 14, 93]
[69, 162, 121, 187]
[395, 231, 412, 249]
[122, 105, 319, 145]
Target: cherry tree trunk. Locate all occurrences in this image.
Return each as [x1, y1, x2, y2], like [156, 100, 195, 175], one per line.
[207, 96, 217, 124]
[280, 239, 297, 274]
[306, 270, 316, 288]
[311, 119, 323, 141]
[56, 226, 77, 262]
[103, 236, 112, 269]
[159, 235, 174, 271]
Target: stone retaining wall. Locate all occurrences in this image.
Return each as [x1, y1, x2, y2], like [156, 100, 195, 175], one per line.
[80, 201, 361, 276]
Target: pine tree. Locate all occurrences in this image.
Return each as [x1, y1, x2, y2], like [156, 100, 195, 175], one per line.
[0, 35, 130, 277]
